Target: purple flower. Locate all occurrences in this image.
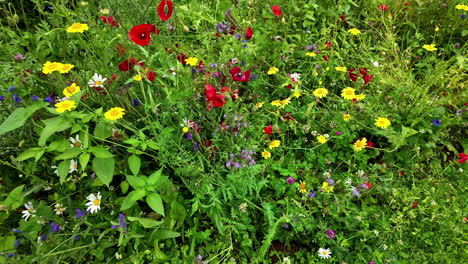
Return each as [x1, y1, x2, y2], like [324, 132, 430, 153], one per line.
[74, 236, 80, 240]
[250, 74, 258, 80]
[43, 96, 54, 104]
[14, 54, 25, 61]
[111, 225, 118, 229]
[50, 222, 60, 232]
[41, 234, 48, 241]
[193, 142, 199, 152]
[326, 178, 335, 186]
[6, 253, 15, 257]
[74, 208, 85, 219]
[13, 94, 21, 103]
[212, 72, 220, 77]
[369, 261, 375, 264]
[119, 213, 127, 229]
[8, 85, 15, 92]
[454, 43, 461, 49]
[326, 229, 336, 239]
[32, 95, 38, 101]
[133, 99, 140, 106]
[432, 119, 441, 127]
[461, 14, 466, 19]
[186, 132, 193, 140]
[308, 190, 316, 198]
[286, 177, 295, 184]
[0, 95, 4, 101]
[14, 239, 21, 247]
[234, 34, 242, 40]
[335, 131, 342, 136]
[352, 187, 360, 197]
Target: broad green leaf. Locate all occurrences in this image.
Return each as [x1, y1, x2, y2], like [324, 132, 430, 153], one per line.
[0, 101, 46, 135]
[146, 140, 160, 150]
[170, 201, 186, 221]
[147, 193, 164, 216]
[54, 147, 82, 160]
[47, 139, 70, 152]
[127, 216, 162, 228]
[121, 189, 147, 210]
[147, 168, 163, 186]
[93, 157, 115, 186]
[128, 155, 141, 176]
[79, 152, 91, 171]
[0, 236, 16, 253]
[94, 121, 112, 139]
[126, 175, 146, 189]
[38, 117, 72, 146]
[57, 160, 70, 184]
[90, 146, 113, 158]
[152, 230, 180, 240]
[17, 148, 43, 161]
[3, 184, 24, 210]
[401, 126, 418, 138]
[120, 181, 129, 194]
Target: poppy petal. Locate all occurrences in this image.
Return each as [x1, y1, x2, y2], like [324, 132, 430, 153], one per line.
[158, 0, 174, 21]
[245, 27, 253, 40]
[271, 6, 282, 17]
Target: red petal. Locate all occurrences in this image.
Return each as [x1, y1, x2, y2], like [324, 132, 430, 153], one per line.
[358, 68, 369, 76]
[177, 53, 188, 65]
[213, 94, 226, 107]
[205, 83, 216, 100]
[245, 27, 253, 40]
[157, 0, 173, 21]
[264, 125, 273, 135]
[128, 24, 155, 46]
[271, 6, 282, 17]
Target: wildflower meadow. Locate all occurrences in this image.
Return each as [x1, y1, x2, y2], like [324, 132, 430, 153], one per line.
[0, 0, 467, 263]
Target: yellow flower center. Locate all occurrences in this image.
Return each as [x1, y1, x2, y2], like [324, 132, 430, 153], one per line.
[93, 199, 100, 206]
[110, 109, 120, 116]
[72, 24, 83, 29]
[356, 141, 365, 148]
[73, 142, 81, 147]
[95, 81, 102, 86]
[322, 251, 327, 255]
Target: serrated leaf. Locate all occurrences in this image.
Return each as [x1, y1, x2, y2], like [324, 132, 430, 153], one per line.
[128, 155, 141, 176]
[121, 189, 147, 210]
[93, 157, 114, 186]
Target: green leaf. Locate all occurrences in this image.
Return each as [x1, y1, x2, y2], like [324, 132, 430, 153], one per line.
[17, 148, 43, 161]
[90, 146, 113, 158]
[147, 193, 164, 216]
[128, 155, 141, 176]
[58, 160, 70, 184]
[93, 157, 115, 186]
[170, 201, 186, 221]
[121, 189, 147, 210]
[120, 181, 129, 194]
[146, 140, 160, 150]
[0, 101, 46, 135]
[79, 152, 91, 171]
[3, 184, 24, 209]
[401, 126, 418, 138]
[54, 147, 82, 160]
[147, 168, 163, 186]
[38, 117, 72, 146]
[152, 230, 180, 240]
[47, 139, 70, 152]
[126, 175, 146, 189]
[127, 216, 162, 228]
[94, 121, 112, 139]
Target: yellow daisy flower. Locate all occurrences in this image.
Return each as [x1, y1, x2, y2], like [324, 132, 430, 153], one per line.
[280, 98, 291, 109]
[422, 44, 437, 51]
[271, 100, 282, 107]
[267, 67, 279, 75]
[269, 140, 281, 150]
[348, 28, 361, 35]
[42, 61, 64, 74]
[256, 102, 264, 108]
[185, 57, 198, 66]
[104, 107, 125, 121]
[341, 87, 356, 100]
[66, 23, 89, 33]
[317, 135, 327, 144]
[261, 150, 271, 159]
[342, 114, 352, 122]
[321, 182, 334, 193]
[375, 117, 391, 129]
[306, 52, 317, 57]
[293, 90, 302, 98]
[298, 181, 307, 194]
[354, 94, 366, 101]
[353, 138, 367, 152]
[58, 63, 75, 74]
[63, 83, 81, 97]
[133, 75, 142, 81]
[55, 100, 76, 113]
[313, 88, 328, 98]
[335, 66, 347, 72]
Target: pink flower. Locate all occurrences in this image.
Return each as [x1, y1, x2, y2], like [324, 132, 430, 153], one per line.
[229, 67, 251, 82]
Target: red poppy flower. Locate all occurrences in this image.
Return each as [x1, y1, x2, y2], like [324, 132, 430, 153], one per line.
[358, 68, 368, 75]
[458, 153, 468, 164]
[364, 182, 373, 189]
[363, 74, 374, 85]
[177, 53, 188, 65]
[205, 83, 226, 108]
[365, 141, 375, 148]
[378, 5, 388, 11]
[323, 55, 329, 61]
[157, 0, 173, 21]
[100, 16, 119, 27]
[128, 24, 160, 46]
[118, 58, 144, 72]
[326, 41, 332, 49]
[264, 125, 273, 135]
[145, 69, 156, 82]
[411, 202, 418, 208]
[245, 27, 253, 40]
[271, 5, 282, 17]
[229, 67, 251, 82]
[349, 69, 358, 81]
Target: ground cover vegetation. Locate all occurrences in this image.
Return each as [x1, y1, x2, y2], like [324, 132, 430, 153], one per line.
[0, 0, 466, 263]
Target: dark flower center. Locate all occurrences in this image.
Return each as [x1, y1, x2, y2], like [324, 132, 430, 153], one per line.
[140, 33, 146, 39]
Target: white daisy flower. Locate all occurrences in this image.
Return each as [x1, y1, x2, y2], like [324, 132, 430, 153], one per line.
[372, 61, 380, 67]
[85, 192, 102, 213]
[69, 135, 83, 149]
[290, 72, 301, 82]
[318, 248, 332, 259]
[54, 203, 67, 215]
[21, 201, 36, 221]
[88, 73, 107, 88]
[69, 159, 78, 173]
[51, 165, 58, 176]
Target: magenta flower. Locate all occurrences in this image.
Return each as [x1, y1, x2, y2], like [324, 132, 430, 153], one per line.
[326, 229, 336, 239]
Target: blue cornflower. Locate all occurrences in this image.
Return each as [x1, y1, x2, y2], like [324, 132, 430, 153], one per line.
[0, 95, 4, 101]
[308, 190, 316, 198]
[50, 222, 60, 232]
[133, 99, 140, 106]
[8, 85, 15, 92]
[13, 94, 21, 103]
[32, 95, 38, 101]
[432, 119, 441, 127]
